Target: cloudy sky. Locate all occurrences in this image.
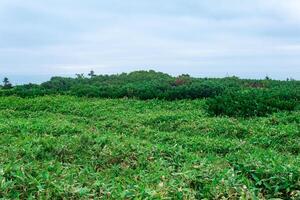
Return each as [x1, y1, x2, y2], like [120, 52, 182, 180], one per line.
[0, 0, 300, 83]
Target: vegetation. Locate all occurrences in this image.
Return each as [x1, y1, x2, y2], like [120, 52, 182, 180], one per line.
[1, 70, 299, 118]
[207, 87, 300, 117]
[0, 71, 299, 198]
[1, 77, 13, 89]
[0, 96, 299, 199]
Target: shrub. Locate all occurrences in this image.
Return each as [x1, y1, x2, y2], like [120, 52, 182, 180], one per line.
[207, 88, 299, 117]
[0, 71, 299, 101]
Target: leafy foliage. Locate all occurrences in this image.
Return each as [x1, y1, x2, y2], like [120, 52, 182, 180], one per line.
[0, 71, 299, 118]
[0, 96, 299, 199]
[4, 70, 297, 100]
[207, 88, 300, 117]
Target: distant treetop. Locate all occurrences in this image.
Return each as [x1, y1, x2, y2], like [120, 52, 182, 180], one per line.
[2, 77, 13, 89]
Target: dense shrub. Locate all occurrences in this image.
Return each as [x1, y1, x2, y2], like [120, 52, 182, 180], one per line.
[1, 71, 299, 102]
[7, 71, 231, 100]
[207, 88, 299, 117]
[163, 82, 224, 100]
[41, 77, 75, 92]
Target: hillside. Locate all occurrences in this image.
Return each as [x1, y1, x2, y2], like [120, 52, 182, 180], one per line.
[0, 96, 299, 199]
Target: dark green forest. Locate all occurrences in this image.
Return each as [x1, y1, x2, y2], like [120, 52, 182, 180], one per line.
[1, 70, 299, 117]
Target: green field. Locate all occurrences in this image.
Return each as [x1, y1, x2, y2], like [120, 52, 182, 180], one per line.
[0, 96, 299, 199]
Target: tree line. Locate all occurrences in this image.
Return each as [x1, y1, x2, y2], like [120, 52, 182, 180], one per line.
[1, 70, 299, 117]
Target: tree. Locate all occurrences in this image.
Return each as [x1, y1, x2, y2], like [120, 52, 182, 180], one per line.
[2, 77, 13, 89]
[75, 73, 85, 79]
[88, 70, 96, 78]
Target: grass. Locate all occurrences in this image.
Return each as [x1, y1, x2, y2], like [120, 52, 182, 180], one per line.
[0, 96, 299, 199]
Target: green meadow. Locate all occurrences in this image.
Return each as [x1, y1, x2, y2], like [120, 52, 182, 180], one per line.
[0, 96, 299, 199]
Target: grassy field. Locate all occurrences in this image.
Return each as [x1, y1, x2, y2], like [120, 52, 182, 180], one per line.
[0, 96, 299, 199]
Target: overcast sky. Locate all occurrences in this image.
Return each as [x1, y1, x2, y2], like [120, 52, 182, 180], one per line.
[0, 0, 300, 83]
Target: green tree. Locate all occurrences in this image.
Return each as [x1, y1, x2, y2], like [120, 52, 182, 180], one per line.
[2, 77, 13, 89]
[88, 70, 96, 78]
[75, 73, 85, 79]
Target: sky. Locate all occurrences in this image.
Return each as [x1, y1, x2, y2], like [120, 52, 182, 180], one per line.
[0, 0, 300, 84]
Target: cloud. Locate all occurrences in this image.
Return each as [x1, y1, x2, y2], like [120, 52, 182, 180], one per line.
[0, 0, 299, 81]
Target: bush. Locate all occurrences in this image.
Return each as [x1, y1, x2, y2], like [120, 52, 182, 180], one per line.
[1, 71, 299, 101]
[207, 88, 299, 117]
